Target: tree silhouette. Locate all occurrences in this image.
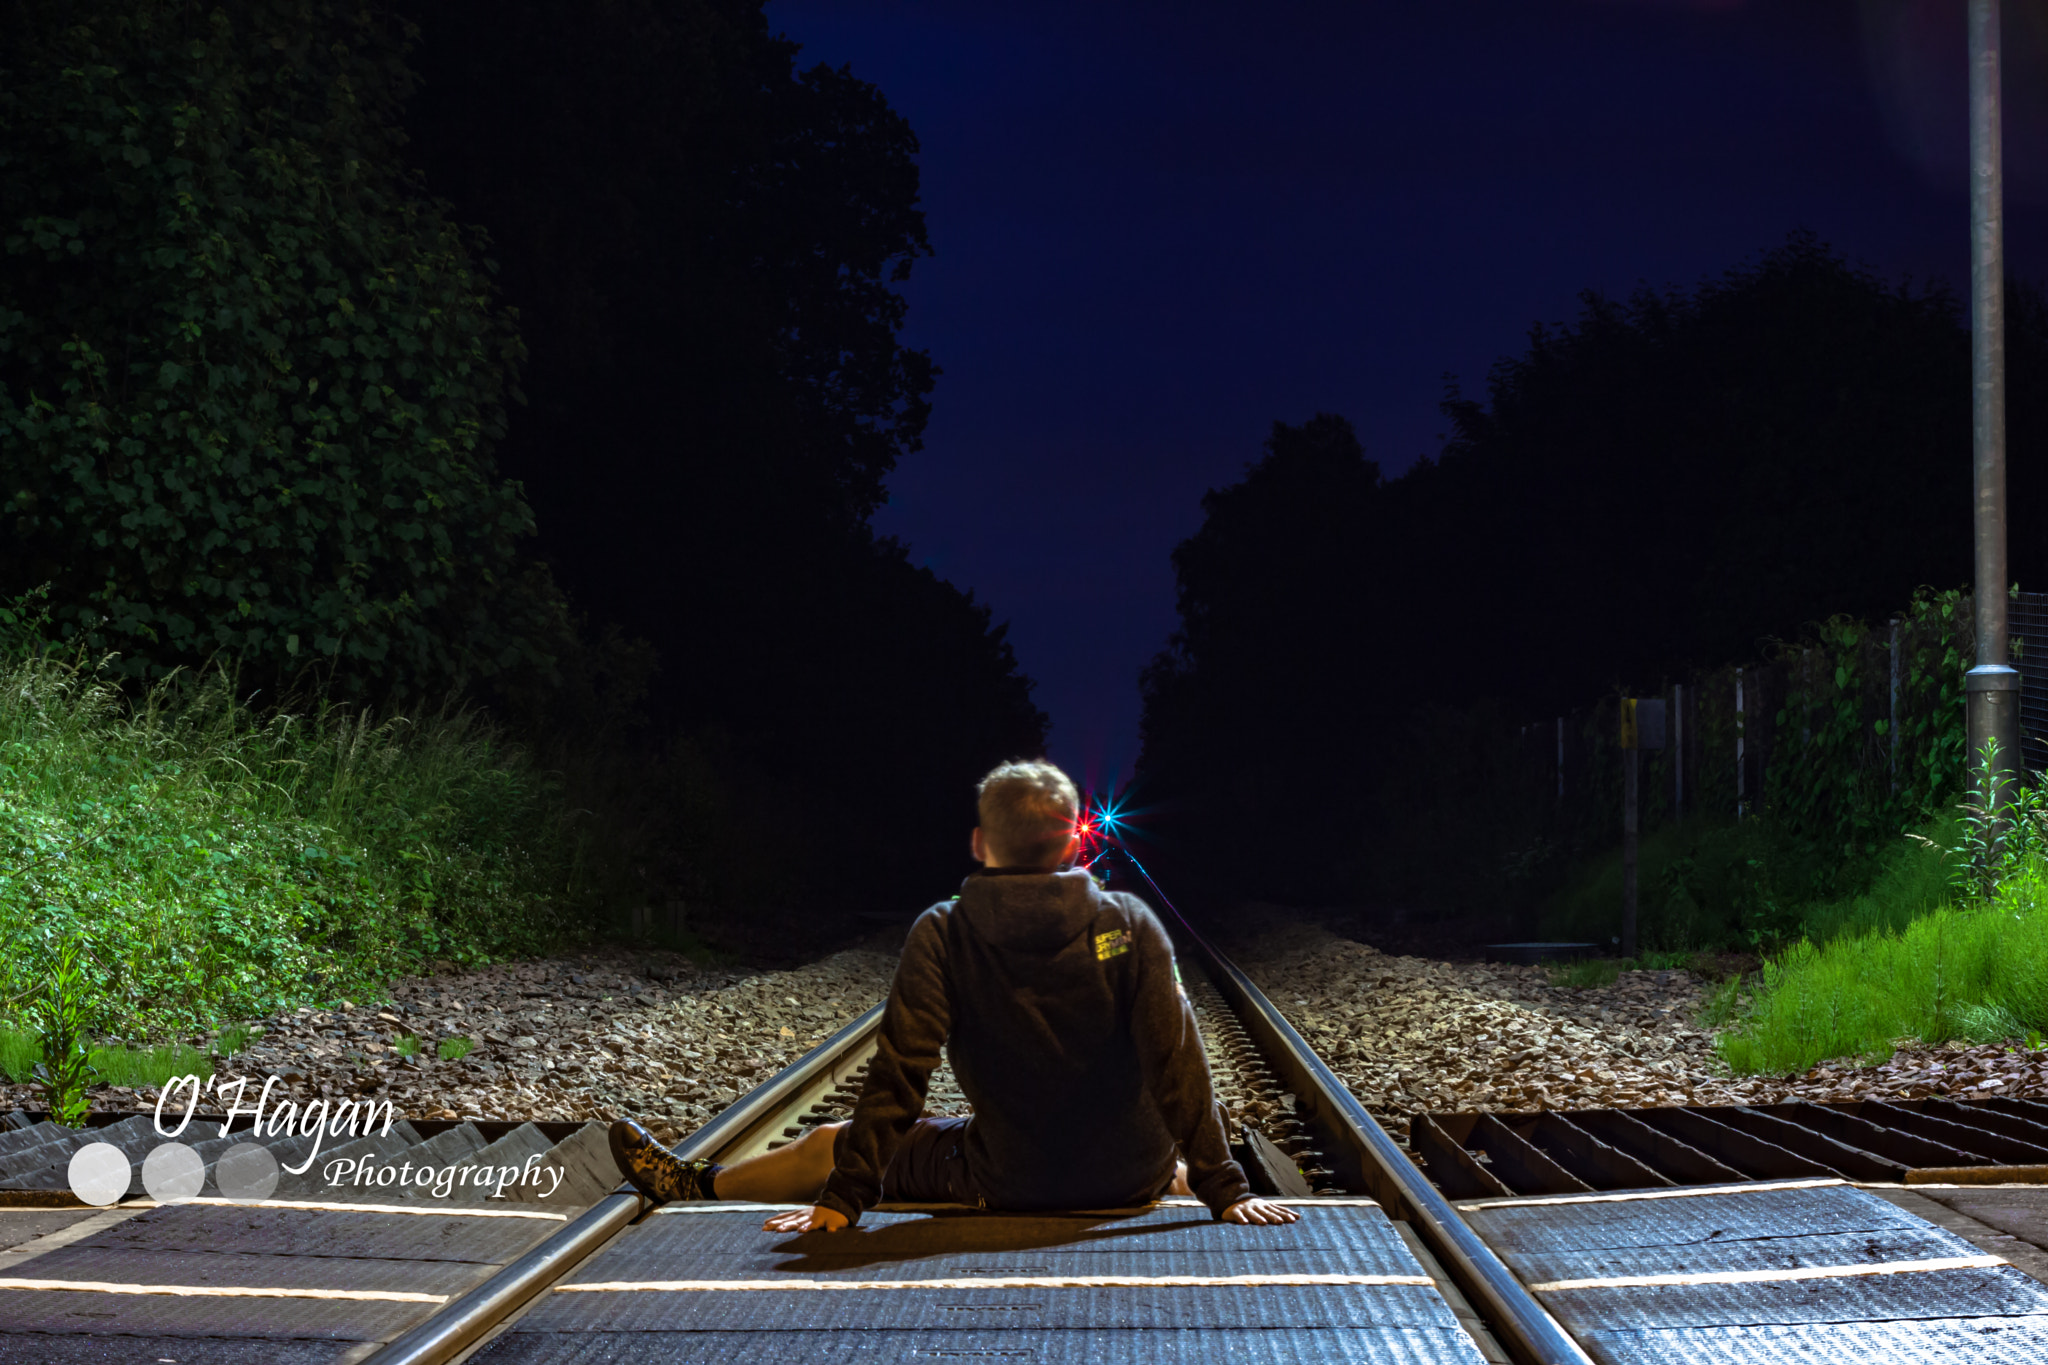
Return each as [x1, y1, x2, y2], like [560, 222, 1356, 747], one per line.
[1140, 236, 2028, 912]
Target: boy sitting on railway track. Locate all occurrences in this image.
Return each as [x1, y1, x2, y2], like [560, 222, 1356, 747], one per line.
[611, 759, 1296, 1231]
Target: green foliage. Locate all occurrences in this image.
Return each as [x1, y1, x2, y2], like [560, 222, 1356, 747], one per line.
[393, 1034, 419, 1059]
[0, 0, 569, 700]
[0, 1026, 35, 1085]
[1700, 974, 1747, 1028]
[213, 1023, 252, 1057]
[1719, 862, 2048, 1073]
[436, 1035, 473, 1062]
[1542, 810, 1955, 954]
[32, 938, 95, 1125]
[92, 1041, 210, 1090]
[1768, 592, 1972, 867]
[0, 649, 598, 1041]
[1548, 958, 1621, 989]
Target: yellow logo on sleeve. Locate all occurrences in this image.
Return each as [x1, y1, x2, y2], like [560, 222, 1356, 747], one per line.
[1094, 929, 1131, 961]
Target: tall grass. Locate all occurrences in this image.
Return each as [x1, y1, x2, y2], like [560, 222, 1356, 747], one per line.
[1719, 861, 2048, 1073]
[0, 652, 600, 1038]
[0, 1025, 217, 1090]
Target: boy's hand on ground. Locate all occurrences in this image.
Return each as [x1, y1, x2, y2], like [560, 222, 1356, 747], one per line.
[1222, 1197, 1300, 1225]
[762, 1205, 849, 1234]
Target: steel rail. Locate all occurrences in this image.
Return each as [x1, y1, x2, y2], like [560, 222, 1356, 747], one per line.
[1172, 916, 1593, 1365]
[358, 1001, 887, 1365]
[363, 918, 1587, 1365]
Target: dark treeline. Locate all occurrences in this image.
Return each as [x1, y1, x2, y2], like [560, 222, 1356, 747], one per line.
[0, 0, 1045, 926]
[1139, 235, 2048, 912]
[401, 0, 1047, 914]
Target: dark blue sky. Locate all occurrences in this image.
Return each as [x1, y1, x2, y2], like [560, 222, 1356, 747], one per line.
[766, 0, 2048, 791]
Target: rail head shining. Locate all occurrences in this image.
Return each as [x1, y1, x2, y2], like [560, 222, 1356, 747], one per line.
[1175, 919, 1593, 1365]
[358, 1002, 886, 1365]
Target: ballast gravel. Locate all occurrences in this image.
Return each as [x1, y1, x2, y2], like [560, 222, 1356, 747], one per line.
[10, 948, 919, 1147]
[1229, 914, 2048, 1133]
[20, 913, 2048, 1140]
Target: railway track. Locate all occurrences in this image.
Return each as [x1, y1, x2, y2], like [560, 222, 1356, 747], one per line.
[0, 910, 2044, 1363]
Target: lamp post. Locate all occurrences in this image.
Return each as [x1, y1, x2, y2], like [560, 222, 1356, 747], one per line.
[1968, 0, 2021, 806]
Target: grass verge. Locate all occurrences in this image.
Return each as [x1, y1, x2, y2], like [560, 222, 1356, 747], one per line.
[1718, 862, 2048, 1073]
[0, 651, 603, 1042]
[0, 1025, 217, 1090]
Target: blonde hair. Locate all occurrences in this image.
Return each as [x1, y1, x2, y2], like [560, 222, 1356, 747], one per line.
[976, 760, 1080, 867]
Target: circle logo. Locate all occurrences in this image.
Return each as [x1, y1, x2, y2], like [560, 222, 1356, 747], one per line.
[66, 1143, 131, 1207]
[214, 1142, 280, 1202]
[140, 1142, 205, 1202]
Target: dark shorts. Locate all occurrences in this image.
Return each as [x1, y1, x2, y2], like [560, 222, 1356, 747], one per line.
[846, 1115, 982, 1206]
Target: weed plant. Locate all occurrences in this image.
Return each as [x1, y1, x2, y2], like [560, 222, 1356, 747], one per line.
[437, 1036, 474, 1062]
[1544, 951, 1692, 989]
[1719, 859, 2048, 1073]
[0, 1026, 213, 1092]
[0, 650, 599, 1043]
[1548, 958, 1621, 989]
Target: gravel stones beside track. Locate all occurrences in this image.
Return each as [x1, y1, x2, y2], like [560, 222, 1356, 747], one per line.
[7, 948, 904, 1147]
[28, 911, 2048, 1144]
[1230, 914, 2048, 1137]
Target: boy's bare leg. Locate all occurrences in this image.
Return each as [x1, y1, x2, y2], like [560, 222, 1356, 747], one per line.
[714, 1121, 846, 1202]
[1171, 1161, 1192, 1197]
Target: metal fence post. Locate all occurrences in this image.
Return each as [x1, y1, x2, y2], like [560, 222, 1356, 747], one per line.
[1556, 716, 1564, 803]
[1674, 682, 1685, 821]
[1968, 0, 2022, 809]
[1890, 617, 1902, 795]
[1621, 699, 1639, 960]
[1735, 669, 1746, 821]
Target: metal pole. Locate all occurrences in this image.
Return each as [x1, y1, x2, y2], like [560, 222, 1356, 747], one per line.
[1674, 682, 1685, 821]
[1969, 0, 2022, 809]
[1735, 670, 1745, 821]
[1890, 617, 1901, 795]
[1621, 699, 1639, 960]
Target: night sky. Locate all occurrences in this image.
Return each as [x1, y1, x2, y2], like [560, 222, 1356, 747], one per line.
[765, 0, 2048, 791]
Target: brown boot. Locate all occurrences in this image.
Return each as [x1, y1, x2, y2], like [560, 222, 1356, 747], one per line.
[609, 1120, 719, 1203]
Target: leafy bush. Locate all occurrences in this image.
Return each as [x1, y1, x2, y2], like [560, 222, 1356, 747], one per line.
[1541, 809, 1955, 954]
[0, 650, 598, 1041]
[0, 0, 570, 700]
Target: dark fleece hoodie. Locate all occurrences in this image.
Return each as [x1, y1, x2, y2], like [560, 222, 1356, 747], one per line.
[818, 867, 1250, 1224]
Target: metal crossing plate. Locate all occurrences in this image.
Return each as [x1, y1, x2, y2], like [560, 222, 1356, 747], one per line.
[1464, 1180, 2048, 1362]
[476, 1203, 1490, 1363]
[0, 1201, 562, 1356]
[474, 1327, 1496, 1363]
